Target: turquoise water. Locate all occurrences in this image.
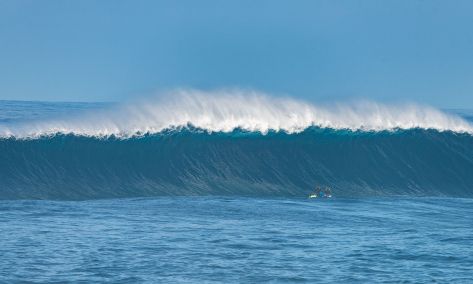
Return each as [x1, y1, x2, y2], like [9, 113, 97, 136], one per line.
[1, 197, 472, 283]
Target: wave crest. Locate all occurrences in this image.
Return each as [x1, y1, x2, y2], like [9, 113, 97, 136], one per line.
[1, 89, 472, 138]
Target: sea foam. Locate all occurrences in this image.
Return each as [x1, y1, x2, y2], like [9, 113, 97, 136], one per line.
[1, 89, 472, 138]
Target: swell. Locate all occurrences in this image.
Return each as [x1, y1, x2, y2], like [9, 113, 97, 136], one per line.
[1, 128, 472, 200]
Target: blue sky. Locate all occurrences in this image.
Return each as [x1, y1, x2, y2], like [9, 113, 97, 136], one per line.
[0, 0, 472, 107]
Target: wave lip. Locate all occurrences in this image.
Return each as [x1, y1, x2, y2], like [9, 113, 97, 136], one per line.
[1, 89, 472, 139]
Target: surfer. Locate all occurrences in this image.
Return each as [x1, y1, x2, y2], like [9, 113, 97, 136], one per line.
[309, 186, 322, 198]
[309, 186, 332, 198]
[323, 187, 332, 198]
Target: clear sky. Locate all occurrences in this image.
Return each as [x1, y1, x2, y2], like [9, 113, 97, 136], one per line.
[0, 0, 472, 107]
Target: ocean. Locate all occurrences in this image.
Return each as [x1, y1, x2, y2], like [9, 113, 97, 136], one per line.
[1, 93, 472, 283]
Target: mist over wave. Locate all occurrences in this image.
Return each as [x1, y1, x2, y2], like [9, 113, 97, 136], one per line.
[1, 89, 472, 138]
[1, 90, 472, 200]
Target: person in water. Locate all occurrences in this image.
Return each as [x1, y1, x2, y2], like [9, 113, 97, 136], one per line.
[312, 186, 324, 197]
[311, 186, 332, 198]
[324, 187, 332, 197]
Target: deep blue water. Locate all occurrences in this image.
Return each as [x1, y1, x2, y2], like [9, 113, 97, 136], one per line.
[2, 128, 473, 199]
[1, 197, 472, 283]
[1, 101, 473, 282]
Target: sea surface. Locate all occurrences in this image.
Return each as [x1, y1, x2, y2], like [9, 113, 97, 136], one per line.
[0, 98, 473, 283]
[1, 197, 473, 283]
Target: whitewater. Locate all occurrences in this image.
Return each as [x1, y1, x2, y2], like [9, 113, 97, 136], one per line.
[1, 89, 473, 200]
[1, 89, 472, 138]
[2, 91, 473, 283]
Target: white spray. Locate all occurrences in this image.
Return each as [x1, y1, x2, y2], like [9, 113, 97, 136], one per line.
[1, 89, 472, 138]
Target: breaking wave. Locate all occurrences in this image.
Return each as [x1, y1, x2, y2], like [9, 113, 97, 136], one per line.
[1, 89, 472, 138]
[1, 90, 473, 200]
[1, 128, 473, 200]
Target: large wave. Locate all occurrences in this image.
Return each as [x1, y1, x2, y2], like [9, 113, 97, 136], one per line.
[1, 90, 472, 200]
[1, 89, 472, 138]
[1, 128, 472, 200]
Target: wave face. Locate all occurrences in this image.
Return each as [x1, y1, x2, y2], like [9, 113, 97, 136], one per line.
[1, 128, 473, 200]
[1, 90, 473, 200]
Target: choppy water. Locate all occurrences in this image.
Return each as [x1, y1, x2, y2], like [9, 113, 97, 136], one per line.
[1, 197, 472, 283]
